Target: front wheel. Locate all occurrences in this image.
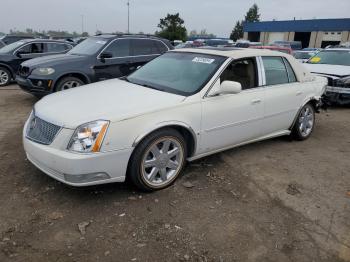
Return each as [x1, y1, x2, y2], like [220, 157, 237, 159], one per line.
[292, 103, 315, 140]
[55, 77, 84, 92]
[129, 128, 187, 191]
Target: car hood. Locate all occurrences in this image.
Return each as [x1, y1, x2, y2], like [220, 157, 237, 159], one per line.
[303, 63, 350, 78]
[21, 53, 87, 68]
[34, 79, 186, 129]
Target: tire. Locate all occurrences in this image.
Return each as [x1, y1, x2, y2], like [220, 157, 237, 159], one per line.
[129, 128, 187, 191]
[0, 67, 11, 87]
[55, 76, 84, 92]
[292, 103, 315, 141]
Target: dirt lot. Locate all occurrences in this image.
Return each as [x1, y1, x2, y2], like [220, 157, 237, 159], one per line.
[0, 85, 349, 262]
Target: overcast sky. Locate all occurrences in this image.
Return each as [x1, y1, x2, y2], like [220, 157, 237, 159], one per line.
[1, 0, 349, 37]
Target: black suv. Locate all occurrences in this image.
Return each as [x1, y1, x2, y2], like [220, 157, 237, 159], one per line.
[0, 39, 74, 86]
[16, 34, 173, 96]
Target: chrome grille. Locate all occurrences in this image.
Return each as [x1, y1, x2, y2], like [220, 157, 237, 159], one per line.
[26, 115, 61, 145]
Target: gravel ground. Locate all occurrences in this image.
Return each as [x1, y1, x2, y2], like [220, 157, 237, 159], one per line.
[0, 85, 349, 262]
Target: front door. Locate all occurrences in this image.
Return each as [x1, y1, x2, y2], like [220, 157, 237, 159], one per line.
[200, 57, 264, 153]
[12, 42, 47, 72]
[94, 39, 134, 81]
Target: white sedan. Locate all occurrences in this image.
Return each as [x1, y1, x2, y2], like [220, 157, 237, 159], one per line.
[23, 48, 326, 191]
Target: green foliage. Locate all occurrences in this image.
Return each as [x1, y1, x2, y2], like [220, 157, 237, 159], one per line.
[229, 4, 261, 41]
[156, 13, 187, 41]
[189, 29, 216, 38]
[230, 21, 243, 41]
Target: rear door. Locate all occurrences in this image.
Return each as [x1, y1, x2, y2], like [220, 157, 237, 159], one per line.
[46, 42, 73, 55]
[130, 39, 167, 70]
[260, 56, 303, 135]
[94, 39, 132, 81]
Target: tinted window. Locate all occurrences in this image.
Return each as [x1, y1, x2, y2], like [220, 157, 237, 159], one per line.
[18, 43, 44, 54]
[68, 37, 107, 56]
[220, 58, 257, 90]
[132, 39, 159, 56]
[154, 41, 168, 53]
[47, 43, 71, 52]
[104, 39, 131, 57]
[283, 58, 297, 83]
[262, 57, 289, 85]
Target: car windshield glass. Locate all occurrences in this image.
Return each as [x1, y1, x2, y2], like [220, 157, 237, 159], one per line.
[68, 37, 107, 55]
[294, 52, 314, 59]
[0, 41, 25, 54]
[307, 50, 350, 66]
[127, 52, 226, 96]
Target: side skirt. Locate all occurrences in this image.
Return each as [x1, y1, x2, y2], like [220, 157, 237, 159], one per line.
[187, 130, 291, 162]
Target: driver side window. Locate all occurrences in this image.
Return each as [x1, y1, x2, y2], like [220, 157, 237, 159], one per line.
[220, 58, 258, 90]
[18, 43, 44, 54]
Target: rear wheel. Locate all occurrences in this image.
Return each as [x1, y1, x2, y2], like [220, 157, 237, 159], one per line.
[292, 103, 315, 140]
[55, 76, 84, 92]
[129, 128, 187, 191]
[0, 67, 11, 87]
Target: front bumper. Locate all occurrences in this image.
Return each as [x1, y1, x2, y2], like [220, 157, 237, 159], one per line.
[23, 126, 133, 187]
[16, 75, 54, 96]
[324, 86, 350, 105]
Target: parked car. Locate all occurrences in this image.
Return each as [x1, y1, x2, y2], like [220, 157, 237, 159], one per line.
[16, 34, 173, 96]
[272, 41, 302, 50]
[293, 50, 318, 63]
[304, 48, 350, 105]
[205, 39, 234, 47]
[235, 41, 262, 48]
[0, 35, 34, 45]
[250, 45, 293, 55]
[23, 48, 326, 191]
[0, 39, 74, 86]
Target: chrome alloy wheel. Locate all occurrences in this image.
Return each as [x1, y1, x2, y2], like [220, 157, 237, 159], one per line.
[141, 137, 185, 187]
[298, 105, 314, 137]
[61, 80, 81, 90]
[0, 69, 9, 85]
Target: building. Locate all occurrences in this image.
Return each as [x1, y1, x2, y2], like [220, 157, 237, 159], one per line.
[243, 18, 350, 48]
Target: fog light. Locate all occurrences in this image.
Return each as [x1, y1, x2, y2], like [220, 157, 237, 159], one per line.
[64, 172, 110, 183]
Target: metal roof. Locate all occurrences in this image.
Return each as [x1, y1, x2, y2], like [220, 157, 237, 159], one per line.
[244, 18, 350, 32]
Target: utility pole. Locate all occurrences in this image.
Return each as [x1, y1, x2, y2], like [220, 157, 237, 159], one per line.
[81, 15, 84, 34]
[127, 0, 130, 33]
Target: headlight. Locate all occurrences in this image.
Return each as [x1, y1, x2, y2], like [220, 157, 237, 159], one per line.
[67, 120, 109, 153]
[335, 76, 350, 88]
[32, 67, 55, 76]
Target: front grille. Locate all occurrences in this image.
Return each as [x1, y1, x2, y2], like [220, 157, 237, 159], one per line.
[26, 115, 61, 145]
[18, 66, 30, 77]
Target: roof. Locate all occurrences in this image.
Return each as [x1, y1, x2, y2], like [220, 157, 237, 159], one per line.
[244, 18, 350, 32]
[173, 47, 292, 59]
[94, 34, 165, 40]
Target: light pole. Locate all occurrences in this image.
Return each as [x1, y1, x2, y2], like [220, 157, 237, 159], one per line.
[127, 0, 130, 33]
[81, 15, 84, 34]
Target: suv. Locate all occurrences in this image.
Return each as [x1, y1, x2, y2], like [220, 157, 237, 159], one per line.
[16, 35, 173, 96]
[0, 35, 34, 45]
[0, 39, 74, 86]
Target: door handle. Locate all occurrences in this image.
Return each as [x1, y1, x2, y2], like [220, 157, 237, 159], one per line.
[251, 99, 262, 105]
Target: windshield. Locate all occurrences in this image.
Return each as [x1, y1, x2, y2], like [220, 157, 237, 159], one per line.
[127, 52, 226, 96]
[68, 37, 107, 55]
[307, 50, 350, 66]
[294, 52, 315, 59]
[0, 41, 25, 54]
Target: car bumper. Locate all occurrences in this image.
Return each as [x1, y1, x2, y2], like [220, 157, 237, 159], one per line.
[324, 86, 350, 105]
[23, 131, 133, 187]
[16, 75, 54, 96]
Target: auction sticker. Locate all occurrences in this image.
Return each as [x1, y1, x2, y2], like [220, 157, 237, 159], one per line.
[192, 57, 215, 64]
[310, 57, 321, 63]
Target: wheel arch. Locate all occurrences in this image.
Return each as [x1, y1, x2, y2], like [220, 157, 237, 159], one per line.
[289, 96, 320, 131]
[54, 72, 91, 91]
[132, 122, 198, 158]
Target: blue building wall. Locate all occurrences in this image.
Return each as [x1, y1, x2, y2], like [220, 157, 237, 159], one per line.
[244, 18, 350, 32]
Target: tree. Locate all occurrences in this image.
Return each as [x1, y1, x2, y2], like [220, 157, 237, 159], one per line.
[230, 4, 261, 41]
[156, 13, 187, 41]
[230, 21, 243, 41]
[245, 4, 260, 22]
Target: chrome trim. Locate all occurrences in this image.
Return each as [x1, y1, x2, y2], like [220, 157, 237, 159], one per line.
[97, 38, 170, 60]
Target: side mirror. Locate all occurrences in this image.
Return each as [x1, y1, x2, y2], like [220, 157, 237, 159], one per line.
[209, 81, 242, 96]
[99, 52, 113, 62]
